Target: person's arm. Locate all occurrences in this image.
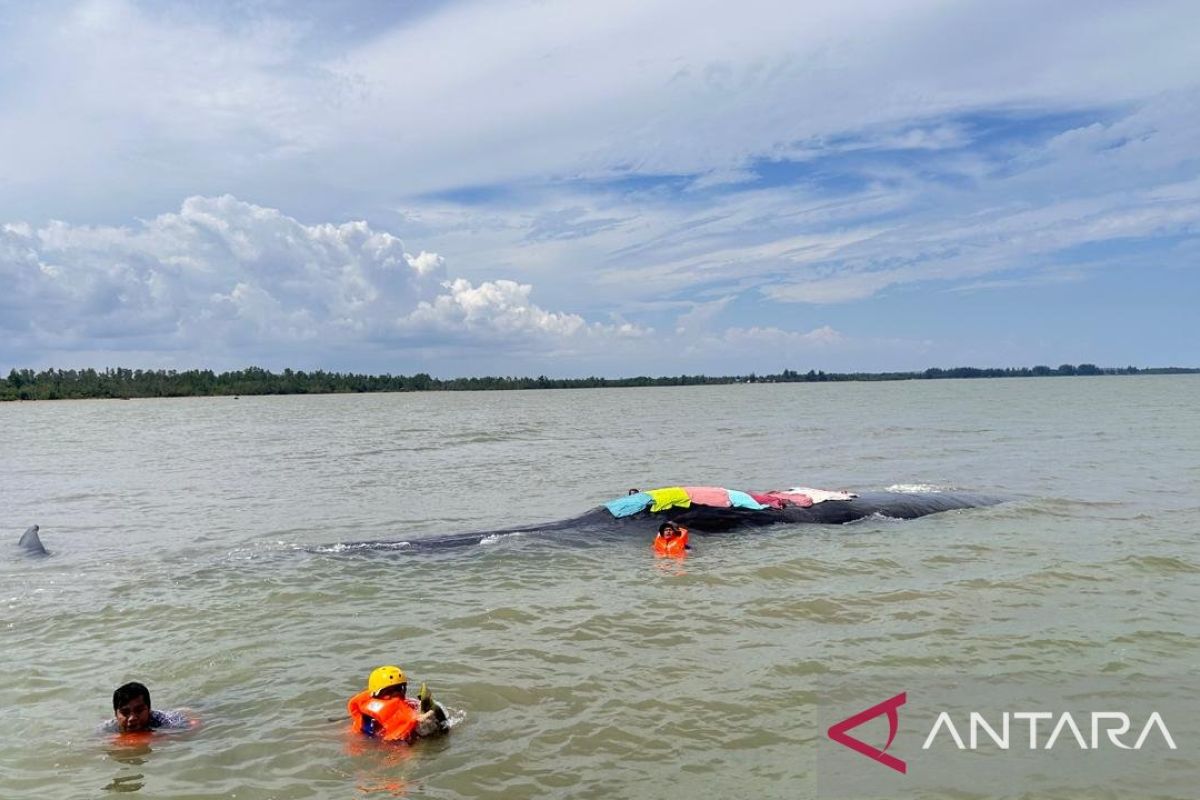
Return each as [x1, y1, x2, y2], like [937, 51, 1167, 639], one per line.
[152, 709, 195, 729]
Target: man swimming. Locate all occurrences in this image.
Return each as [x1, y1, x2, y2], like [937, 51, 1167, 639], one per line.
[101, 682, 191, 733]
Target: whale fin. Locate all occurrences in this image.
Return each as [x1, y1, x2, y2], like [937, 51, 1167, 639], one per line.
[18, 525, 47, 556]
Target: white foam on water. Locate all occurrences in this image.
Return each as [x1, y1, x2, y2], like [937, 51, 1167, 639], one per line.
[854, 511, 905, 523]
[313, 540, 412, 553]
[479, 532, 523, 547]
[443, 707, 468, 729]
[885, 483, 951, 493]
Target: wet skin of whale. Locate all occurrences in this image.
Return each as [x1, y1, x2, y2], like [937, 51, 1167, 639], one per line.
[336, 491, 1005, 553]
[18, 524, 48, 556]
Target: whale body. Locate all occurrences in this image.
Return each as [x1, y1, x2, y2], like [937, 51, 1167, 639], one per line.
[648, 490, 1004, 530]
[18, 524, 48, 556]
[329, 490, 1005, 554]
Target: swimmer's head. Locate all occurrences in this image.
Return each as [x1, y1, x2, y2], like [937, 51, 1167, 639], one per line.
[369, 666, 408, 698]
[113, 682, 153, 732]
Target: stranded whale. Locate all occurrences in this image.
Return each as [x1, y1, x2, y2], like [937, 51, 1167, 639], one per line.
[327, 486, 1005, 554]
[619, 489, 1003, 530]
[17, 524, 48, 556]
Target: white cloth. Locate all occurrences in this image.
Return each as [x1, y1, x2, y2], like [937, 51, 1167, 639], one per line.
[785, 486, 857, 503]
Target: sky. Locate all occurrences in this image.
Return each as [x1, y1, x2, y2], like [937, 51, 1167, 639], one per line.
[1, 0, 1197, 378]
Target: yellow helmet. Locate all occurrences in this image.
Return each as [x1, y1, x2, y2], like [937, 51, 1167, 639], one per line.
[368, 665, 407, 696]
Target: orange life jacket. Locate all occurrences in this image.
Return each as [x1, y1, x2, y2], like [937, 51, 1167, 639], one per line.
[653, 527, 689, 556]
[347, 689, 421, 742]
[112, 730, 156, 747]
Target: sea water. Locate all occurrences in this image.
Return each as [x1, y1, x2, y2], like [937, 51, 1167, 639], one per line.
[1, 377, 1197, 798]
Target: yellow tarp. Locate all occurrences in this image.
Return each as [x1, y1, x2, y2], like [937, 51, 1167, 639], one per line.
[647, 486, 692, 513]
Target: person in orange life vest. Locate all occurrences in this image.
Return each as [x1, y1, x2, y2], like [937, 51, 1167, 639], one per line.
[653, 521, 690, 556]
[348, 666, 447, 742]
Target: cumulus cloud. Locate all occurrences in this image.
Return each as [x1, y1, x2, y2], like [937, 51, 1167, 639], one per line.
[0, 195, 651, 369]
[402, 278, 587, 338]
[3, 195, 437, 344]
[2, 192, 893, 374]
[404, 251, 444, 276]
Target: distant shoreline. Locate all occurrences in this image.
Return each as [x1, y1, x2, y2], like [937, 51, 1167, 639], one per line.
[2, 364, 1197, 401]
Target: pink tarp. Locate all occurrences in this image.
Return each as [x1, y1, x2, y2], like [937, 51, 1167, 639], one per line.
[683, 486, 732, 507]
[749, 490, 814, 508]
[748, 492, 787, 509]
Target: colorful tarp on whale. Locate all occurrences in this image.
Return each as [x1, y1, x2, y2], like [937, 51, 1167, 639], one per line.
[603, 485, 857, 518]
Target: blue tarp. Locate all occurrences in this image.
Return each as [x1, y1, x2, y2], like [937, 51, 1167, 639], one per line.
[727, 489, 768, 510]
[604, 492, 653, 518]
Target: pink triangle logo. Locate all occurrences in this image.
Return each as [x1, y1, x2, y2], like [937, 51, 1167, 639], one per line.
[827, 691, 908, 774]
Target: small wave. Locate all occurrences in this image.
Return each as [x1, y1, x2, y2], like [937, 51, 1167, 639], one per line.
[884, 483, 951, 493]
[479, 532, 523, 547]
[847, 512, 905, 524]
[1118, 554, 1200, 574]
[312, 540, 412, 554]
[221, 540, 306, 561]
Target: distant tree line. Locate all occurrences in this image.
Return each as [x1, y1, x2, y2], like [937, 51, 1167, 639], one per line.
[1, 363, 1196, 401]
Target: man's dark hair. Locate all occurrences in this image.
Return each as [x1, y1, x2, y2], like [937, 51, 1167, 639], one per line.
[113, 681, 151, 711]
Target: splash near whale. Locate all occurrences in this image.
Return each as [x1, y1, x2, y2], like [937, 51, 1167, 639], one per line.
[326, 485, 1004, 553]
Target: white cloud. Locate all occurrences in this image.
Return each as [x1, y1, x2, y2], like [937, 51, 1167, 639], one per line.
[1, 192, 908, 374]
[673, 297, 734, 337]
[0, 195, 662, 369]
[401, 278, 588, 338]
[949, 269, 1087, 294]
[3, 1, 1199, 222]
[722, 325, 845, 347]
[396, 93, 1200, 313]
[405, 251, 444, 276]
[657, 322, 937, 377]
[763, 273, 898, 305]
[317, 0, 1200, 200]
[0, 2, 1196, 372]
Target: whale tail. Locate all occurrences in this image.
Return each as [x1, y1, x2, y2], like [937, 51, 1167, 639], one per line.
[18, 525, 47, 556]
